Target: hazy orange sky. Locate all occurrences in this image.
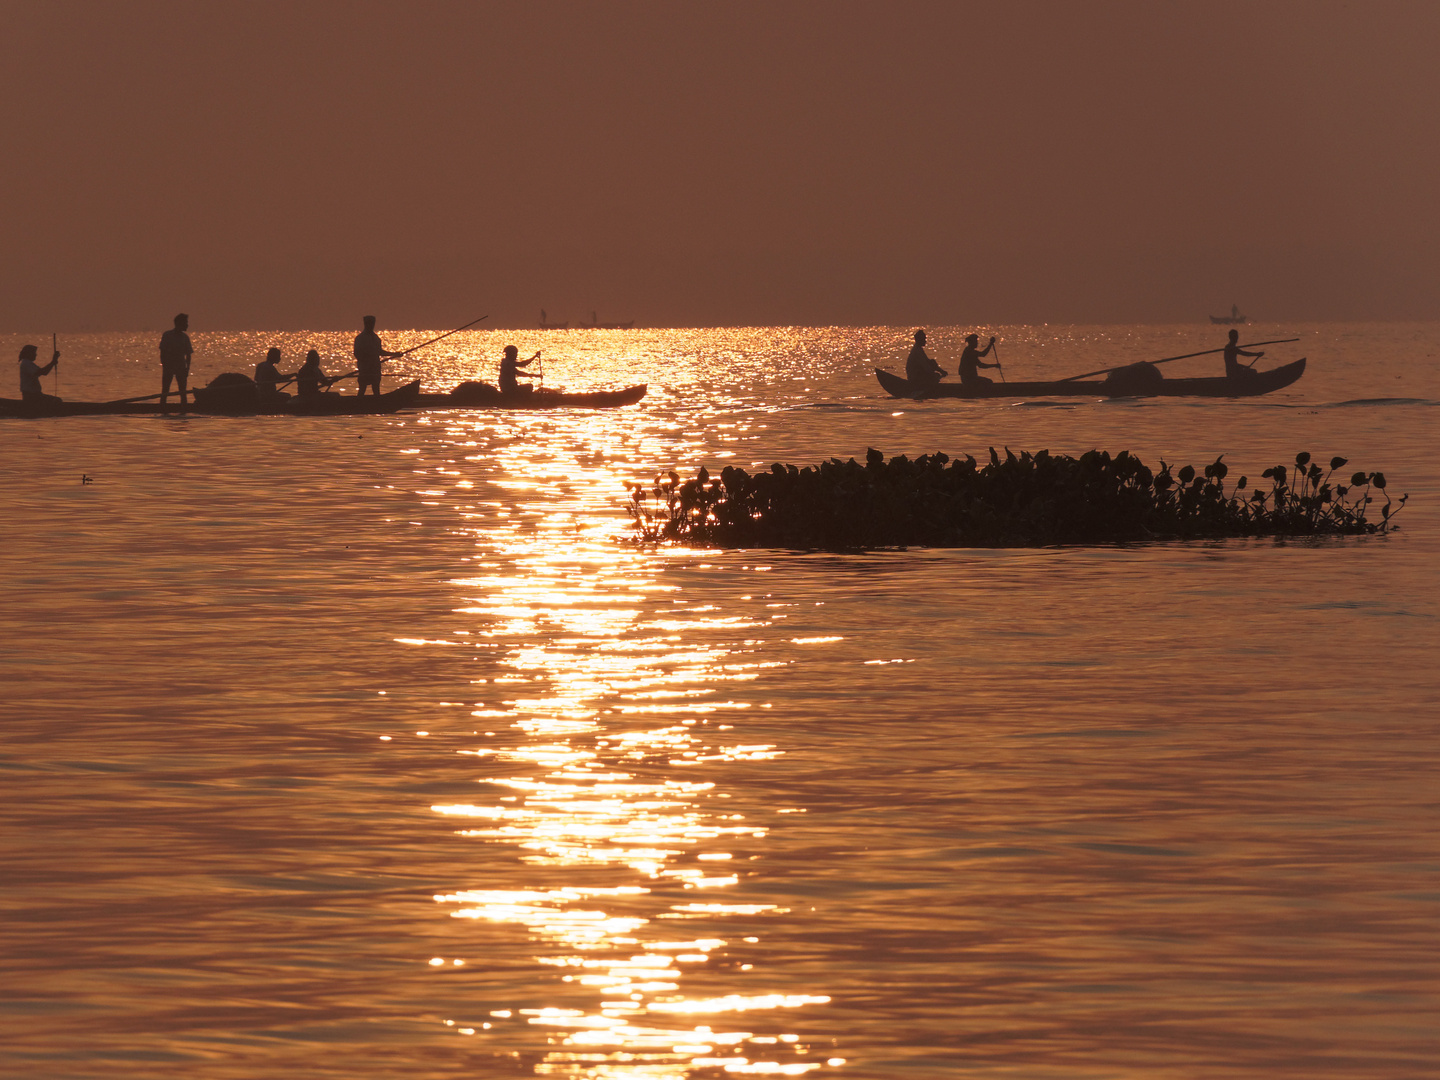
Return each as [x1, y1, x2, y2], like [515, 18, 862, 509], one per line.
[3, 0, 1438, 329]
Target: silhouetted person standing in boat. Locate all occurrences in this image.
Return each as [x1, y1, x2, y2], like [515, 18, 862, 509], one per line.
[905, 329, 946, 392]
[159, 313, 192, 406]
[18, 344, 60, 405]
[958, 334, 1000, 387]
[499, 345, 536, 395]
[296, 349, 335, 398]
[354, 315, 400, 396]
[1223, 329, 1263, 379]
[254, 347, 290, 403]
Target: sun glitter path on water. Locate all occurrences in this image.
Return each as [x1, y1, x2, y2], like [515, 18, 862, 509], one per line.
[403, 420, 841, 1076]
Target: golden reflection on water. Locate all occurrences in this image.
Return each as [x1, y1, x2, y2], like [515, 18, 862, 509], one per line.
[404, 413, 838, 1077]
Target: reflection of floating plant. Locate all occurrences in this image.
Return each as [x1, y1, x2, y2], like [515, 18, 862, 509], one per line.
[627, 450, 1406, 549]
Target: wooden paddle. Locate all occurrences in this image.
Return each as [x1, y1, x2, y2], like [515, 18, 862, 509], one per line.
[330, 314, 490, 383]
[992, 340, 1006, 384]
[1057, 338, 1301, 383]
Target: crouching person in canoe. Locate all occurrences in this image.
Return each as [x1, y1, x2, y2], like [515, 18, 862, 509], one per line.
[958, 333, 1000, 387]
[1223, 329, 1263, 380]
[18, 344, 60, 405]
[499, 345, 537, 396]
[905, 329, 946, 393]
[254, 348, 291, 403]
[295, 349, 336, 398]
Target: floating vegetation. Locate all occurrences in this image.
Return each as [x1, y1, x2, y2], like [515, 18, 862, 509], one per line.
[627, 449, 1407, 548]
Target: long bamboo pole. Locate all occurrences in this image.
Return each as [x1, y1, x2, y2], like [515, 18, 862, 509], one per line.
[331, 314, 490, 383]
[1058, 338, 1301, 383]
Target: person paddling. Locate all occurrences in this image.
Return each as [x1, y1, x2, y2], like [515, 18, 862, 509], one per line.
[159, 313, 193, 406]
[958, 333, 1000, 387]
[254, 347, 290, 403]
[295, 349, 336, 398]
[905, 329, 946, 392]
[18, 344, 60, 405]
[1223, 329, 1263, 379]
[354, 315, 401, 396]
[499, 345, 537, 395]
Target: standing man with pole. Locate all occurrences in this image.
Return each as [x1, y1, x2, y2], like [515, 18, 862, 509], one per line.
[354, 315, 402, 396]
[159, 313, 193, 407]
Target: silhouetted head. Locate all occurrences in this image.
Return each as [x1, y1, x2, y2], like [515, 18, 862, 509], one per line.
[913, 329, 926, 344]
[504, 345, 519, 359]
[265, 347, 281, 363]
[174, 313, 189, 330]
[305, 349, 320, 364]
[19, 344, 37, 360]
[965, 333, 979, 344]
[1228, 329, 1239, 342]
[363, 315, 376, 330]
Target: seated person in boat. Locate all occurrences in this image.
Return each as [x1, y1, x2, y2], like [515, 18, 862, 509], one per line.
[499, 345, 536, 395]
[254, 348, 291, 402]
[905, 330, 946, 391]
[1223, 329, 1262, 378]
[295, 349, 336, 397]
[17, 344, 60, 404]
[958, 334, 1000, 386]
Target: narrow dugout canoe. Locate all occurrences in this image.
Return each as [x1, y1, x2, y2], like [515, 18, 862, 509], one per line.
[1, 381, 422, 418]
[413, 383, 648, 410]
[874, 358, 1306, 399]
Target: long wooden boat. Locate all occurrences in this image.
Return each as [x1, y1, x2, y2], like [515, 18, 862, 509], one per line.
[414, 382, 647, 410]
[874, 357, 1306, 400]
[1, 380, 421, 418]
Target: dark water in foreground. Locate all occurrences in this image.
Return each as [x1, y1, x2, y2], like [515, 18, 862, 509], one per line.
[2, 324, 1438, 1078]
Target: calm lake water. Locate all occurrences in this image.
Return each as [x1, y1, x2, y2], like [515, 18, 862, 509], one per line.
[2, 324, 1438, 1079]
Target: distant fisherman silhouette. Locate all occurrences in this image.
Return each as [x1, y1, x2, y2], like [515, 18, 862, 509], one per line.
[499, 345, 536, 395]
[905, 330, 946, 392]
[354, 315, 401, 396]
[18, 344, 60, 405]
[958, 334, 1000, 387]
[296, 349, 335, 397]
[159, 313, 193, 406]
[1223, 329, 1263, 379]
[254, 348, 290, 403]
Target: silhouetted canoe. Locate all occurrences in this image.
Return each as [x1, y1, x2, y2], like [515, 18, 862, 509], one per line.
[414, 382, 647, 410]
[1, 380, 421, 418]
[579, 311, 636, 330]
[874, 358, 1306, 399]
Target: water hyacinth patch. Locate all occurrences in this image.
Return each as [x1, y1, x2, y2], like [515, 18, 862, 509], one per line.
[627, 449, 1407, 548]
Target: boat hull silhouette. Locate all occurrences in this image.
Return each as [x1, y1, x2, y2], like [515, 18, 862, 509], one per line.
[415, 383, 647, 410]
[874, 358, 1306, 399]
[1, 381, 422, 418]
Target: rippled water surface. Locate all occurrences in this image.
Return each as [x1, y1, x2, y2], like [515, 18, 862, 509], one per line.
[2, 324, 1438, 1078]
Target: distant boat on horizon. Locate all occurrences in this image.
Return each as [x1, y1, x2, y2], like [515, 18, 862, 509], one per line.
[539, 309, 568, 330]
[1210, 303, 1247, 325]
[580, 310, 635, 330]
